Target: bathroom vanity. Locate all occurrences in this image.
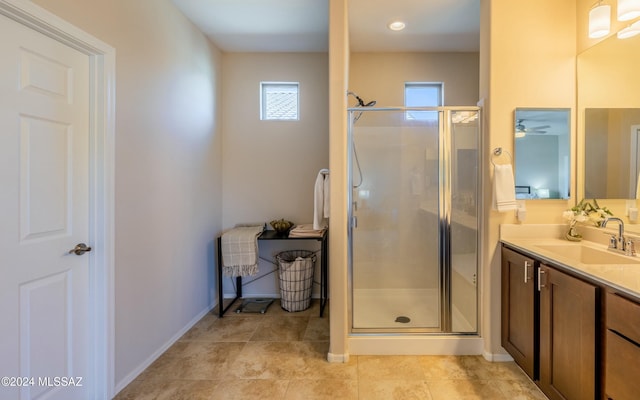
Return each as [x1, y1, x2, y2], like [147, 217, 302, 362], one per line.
[501, 226, 640, 400]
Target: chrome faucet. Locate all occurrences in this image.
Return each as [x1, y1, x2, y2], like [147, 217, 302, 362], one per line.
[602, 217, 626, 252]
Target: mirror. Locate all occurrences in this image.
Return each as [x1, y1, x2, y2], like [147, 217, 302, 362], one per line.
[578, 32, 640, 200]
[584, 109, 640, 199]
[514, 108, 571, 199]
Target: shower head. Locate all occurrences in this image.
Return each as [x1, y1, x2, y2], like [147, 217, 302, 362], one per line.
[347, 91, 376, 107]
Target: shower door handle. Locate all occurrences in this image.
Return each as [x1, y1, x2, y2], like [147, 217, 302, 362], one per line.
[352, 216, 358, 228]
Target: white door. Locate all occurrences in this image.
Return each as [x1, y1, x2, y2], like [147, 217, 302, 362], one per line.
[0, 12, 92, 400]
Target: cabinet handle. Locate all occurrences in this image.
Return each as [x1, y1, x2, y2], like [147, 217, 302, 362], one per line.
[538, 268, 546, 291]
[524, 261, 530, 283]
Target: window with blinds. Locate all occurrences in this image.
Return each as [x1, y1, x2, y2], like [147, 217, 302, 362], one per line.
[260, 82, 299, 120]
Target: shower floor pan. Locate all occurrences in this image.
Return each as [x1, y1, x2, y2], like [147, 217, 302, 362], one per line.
[352, 288, 440, 330]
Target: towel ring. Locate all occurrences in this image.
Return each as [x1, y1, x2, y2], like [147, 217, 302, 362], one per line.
[491, 147, 512, 167]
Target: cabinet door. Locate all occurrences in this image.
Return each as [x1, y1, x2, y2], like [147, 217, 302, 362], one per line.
[605, 292, 640, 400]
[605, 330, 640, 400]
[539, 264, 596, 400]
[501, 247, 536, 379]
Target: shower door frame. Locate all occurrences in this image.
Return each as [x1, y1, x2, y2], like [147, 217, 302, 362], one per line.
[347, 106, 481, 335]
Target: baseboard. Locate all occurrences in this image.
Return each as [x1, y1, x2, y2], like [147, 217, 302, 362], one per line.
[113, 303, 214, 395]
[482, 350, 514, 362]
[327, 352, 350, 363]
[348, 335, 484, 355]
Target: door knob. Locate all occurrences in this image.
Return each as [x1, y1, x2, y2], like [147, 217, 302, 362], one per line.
[69, 243, 92, 256]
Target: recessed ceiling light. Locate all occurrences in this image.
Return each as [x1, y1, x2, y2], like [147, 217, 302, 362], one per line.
[388, 21, 406, 31]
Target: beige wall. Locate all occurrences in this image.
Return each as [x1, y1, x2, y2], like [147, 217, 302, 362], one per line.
[221, 53, 329, 228]
[30, 0, 223, 390]
[482, 0, 577, 356]
[349, 52, 479, 107]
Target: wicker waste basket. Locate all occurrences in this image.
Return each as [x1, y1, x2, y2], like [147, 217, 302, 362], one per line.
[276, 250, 317, 312]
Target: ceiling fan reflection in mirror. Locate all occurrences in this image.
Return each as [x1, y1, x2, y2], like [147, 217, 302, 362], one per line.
[515, 119, 550, 137]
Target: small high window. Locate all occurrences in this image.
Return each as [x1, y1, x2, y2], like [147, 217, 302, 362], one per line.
[260, 82, 299, 120]
[404, 82, 443, 121]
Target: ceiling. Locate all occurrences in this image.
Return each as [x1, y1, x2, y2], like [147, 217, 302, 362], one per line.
[171, 0, 480, 53]
[515, 109, 570, 137]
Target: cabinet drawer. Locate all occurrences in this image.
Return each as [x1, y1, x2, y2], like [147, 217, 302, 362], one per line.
[605, 330, 640, 400]
[606, 292, 640, 344]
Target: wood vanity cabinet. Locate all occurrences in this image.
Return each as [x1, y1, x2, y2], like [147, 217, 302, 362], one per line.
[604, 292, 640, 400]
[501, 246, 598, 400]
[501, 247, 537, 379]
[538, 263, 596, 400]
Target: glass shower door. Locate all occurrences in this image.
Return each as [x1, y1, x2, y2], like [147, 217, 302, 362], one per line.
[350, 109, 441, 331]
[349, 108, 479, 334]
[449, 110, 479, 333]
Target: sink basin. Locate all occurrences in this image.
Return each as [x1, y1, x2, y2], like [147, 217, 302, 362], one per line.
[534, 244, 640, 265]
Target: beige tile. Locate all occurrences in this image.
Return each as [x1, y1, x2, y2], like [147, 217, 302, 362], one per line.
[231, 341, 357, 380]
[296, 342, 358, 380]
[114, 378, 220, 400]
[154, 380, 220, 400]
[157, 340, 191, 359]
[284, 379, 358, 400]
[493, 379, 548, 400]
[418, 355, 474, 379]
[250, 316, 309, 341]
[113, 378, 159, 400]
[230, 341, 310, 379]
[136, 353, 183, 384]
[171, 342, 245, 379]
[359, 379, 432, 400]
[209, 379, 289, 400]
[303, 316, 329, 341]
[186, 312, 218, 331]
[213, 299, 244, 317]
[427, 379, 505, 400]
[182, 317, 260, 342]
[122, 297, 546, 400]
[358, 355, 426, 381]
[458, 357, 529, 380]
[261, 298, 323, 317]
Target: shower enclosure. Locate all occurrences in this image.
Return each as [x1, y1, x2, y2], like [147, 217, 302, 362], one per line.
[348, 107, 480, 334]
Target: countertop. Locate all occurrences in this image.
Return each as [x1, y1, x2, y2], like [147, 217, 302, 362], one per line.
[500, 224, 640, 300]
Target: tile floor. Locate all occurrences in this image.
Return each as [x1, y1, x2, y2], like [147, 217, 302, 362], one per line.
[115, 300, 547, 400]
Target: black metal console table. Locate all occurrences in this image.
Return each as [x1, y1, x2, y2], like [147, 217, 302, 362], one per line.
[216, 229, 328, 317]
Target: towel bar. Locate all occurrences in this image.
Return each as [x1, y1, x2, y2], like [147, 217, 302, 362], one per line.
[491, 147, 512, 167]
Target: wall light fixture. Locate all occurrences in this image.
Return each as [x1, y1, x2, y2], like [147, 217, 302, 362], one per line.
[618, 0, 640, 21]
[617, 19, 640, 37]
[589, 1, 612, 38]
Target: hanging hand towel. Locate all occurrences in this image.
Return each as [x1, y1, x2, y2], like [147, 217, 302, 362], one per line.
[314, 169, 329, 230]
[221, 225, 264, 277]
[492, 164, 517, 212]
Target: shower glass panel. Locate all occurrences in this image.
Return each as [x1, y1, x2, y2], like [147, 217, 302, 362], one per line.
[348, 107, 479, 334]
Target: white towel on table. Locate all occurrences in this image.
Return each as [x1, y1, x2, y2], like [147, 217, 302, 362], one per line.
[289, 223, 326, 238]
[314, 169, 330, 229]
[492, 164, 517, 212]
[221, 225, 263, 277]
